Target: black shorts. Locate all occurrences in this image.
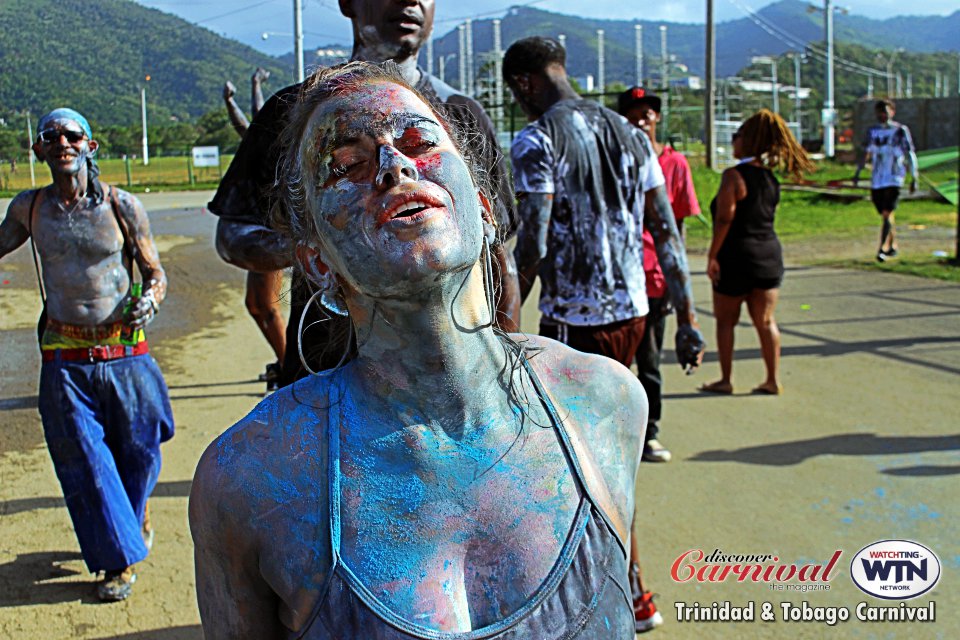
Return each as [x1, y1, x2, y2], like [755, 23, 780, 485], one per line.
[871, 187, 900, 213]
[713, 275, 782, 298]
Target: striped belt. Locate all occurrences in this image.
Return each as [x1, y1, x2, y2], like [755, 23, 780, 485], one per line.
[44, 318, 124, 342]
[41, 342, 149, 363]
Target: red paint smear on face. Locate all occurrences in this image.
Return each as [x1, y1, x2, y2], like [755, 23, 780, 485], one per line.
[414, 154, 442, 173]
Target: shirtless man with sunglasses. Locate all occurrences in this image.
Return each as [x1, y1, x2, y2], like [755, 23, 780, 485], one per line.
[0, 108, 174, 602]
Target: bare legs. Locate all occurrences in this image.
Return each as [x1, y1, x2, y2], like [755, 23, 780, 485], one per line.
[703, 287, 781, 393]
[245, 271, 287, 363]
[878, 210, 897, 254]
[745, 288, 781, 393]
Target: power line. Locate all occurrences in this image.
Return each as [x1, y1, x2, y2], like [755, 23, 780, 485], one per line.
[435, 0, 551, 25]
[195, 0, 277, 26]
[725, 0, 889, 77]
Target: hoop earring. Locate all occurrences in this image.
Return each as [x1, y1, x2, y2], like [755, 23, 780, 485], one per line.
[482, 235, 495, 327]
[298, 288, 353, 377]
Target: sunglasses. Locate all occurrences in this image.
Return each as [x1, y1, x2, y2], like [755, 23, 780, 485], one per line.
[38, 128, 86, 144]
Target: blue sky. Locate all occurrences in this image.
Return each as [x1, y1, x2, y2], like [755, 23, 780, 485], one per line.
[135, 0, 960, 56]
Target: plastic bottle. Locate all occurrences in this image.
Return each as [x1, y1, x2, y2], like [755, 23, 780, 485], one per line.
[120, 282, 143, 346]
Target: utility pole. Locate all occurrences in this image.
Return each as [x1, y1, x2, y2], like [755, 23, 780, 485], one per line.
[752, 56, 779, 114]
[705, 1, 715, 169]
[293, 0, 304, 82]
[660, 25, 669, 142]
[465, 19, 474, 97]
[659, 25, 668, 90]
[25, 112, 36, 188]
[896, 72, 902, 98]
[458, 24, 466, 93]
[867, 74, 873, 99]
[140, 86, 149, 166]
[597, 29, 605, 105]
[823, 0, 836, 158]
[426, 36, 433, 78]
[635, 24, 643, 86]
[885, 48, 902, 98]
[493, 19, 503, 132]
[791, 52, 802, 141]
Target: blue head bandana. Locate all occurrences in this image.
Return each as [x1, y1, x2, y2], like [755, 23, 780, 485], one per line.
[36, 108, 103, 204]
[38, 108, 93, 139]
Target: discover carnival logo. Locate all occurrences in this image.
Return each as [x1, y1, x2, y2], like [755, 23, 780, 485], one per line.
[671, 548, 842, 585]
[850, 540, 941, 600]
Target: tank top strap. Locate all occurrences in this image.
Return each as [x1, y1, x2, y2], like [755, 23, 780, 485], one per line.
[288, 375, 344, 640]
[327, 375, 344, 563]
[518, 350, 628, 556]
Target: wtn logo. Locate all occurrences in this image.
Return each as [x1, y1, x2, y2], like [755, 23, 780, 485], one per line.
[861, 558, 927, 583]
[851, 541, 941, 600]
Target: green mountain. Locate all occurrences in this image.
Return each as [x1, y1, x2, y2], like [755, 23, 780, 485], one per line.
[432, 1, 960, 86]
[0, 0, 292, 128]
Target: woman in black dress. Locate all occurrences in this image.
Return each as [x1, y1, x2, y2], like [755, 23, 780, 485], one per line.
[700, 110, 814, 395]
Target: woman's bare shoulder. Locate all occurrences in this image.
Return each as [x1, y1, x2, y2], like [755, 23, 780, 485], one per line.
[516, 334, 646, 414]
[511, 334, 646, 537]
[192, 377, 334, 516]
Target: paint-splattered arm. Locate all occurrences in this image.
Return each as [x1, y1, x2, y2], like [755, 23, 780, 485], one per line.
[0, 192, 32, 260]
[190, 447, 286, 639]
[853, 130, 872, 185]
[223, 81, 251, 138]
[216, 218, 295, 272]
[118, 191, 166, 328]
[513, 192, 553, 305]
[902, 126, 919, 192]
[644, 185, 705, 372]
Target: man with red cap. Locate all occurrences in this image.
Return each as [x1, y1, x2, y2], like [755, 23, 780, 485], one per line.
[618, 87, 701, 464]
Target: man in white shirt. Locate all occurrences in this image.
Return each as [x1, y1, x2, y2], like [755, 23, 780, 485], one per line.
[854, 99, 919, 262]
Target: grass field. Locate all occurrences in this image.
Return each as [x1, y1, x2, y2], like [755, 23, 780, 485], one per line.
[0, 155, 232, 195]
[686, 165, 954, 238]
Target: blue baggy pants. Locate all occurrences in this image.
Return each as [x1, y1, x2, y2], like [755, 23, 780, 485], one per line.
[38, 352, 174, 573]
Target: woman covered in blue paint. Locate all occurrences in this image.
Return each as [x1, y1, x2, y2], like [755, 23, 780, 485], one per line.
[190, 62, 646, 639]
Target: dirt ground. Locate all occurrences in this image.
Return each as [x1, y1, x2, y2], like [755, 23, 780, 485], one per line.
[1, 191, 957, 639]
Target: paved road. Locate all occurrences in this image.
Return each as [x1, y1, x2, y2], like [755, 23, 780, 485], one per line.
[1, 192, 957, 638]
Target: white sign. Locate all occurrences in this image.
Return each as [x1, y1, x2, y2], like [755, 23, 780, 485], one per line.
[192, 146, 220, 168]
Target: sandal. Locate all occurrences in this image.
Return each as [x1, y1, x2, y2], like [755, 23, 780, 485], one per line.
[698, 380, 733, 395]
[751, 383, 783, 395]
[97, 566, 137, 602]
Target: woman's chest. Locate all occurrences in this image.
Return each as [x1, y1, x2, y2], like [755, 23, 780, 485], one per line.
[334, 439, 581, 629]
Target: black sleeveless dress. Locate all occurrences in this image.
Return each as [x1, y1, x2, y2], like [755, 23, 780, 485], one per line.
[289, 355, 635, 639]
[709, 163, 784, 296]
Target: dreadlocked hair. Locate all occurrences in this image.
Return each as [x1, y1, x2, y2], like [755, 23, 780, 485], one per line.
[737, 109, 816, 180]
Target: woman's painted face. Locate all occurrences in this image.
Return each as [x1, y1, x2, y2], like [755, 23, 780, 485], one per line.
[301, 81, 483, 297]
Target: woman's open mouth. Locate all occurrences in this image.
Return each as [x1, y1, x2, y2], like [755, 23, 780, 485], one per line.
[379, 192, 447, 228]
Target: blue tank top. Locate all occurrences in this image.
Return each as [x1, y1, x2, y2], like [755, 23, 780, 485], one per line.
[290, 354, 635, 639]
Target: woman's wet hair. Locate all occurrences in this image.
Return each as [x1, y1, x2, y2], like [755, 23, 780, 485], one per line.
[273, 60, 492, 249]
[737, 109, 816, 179]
